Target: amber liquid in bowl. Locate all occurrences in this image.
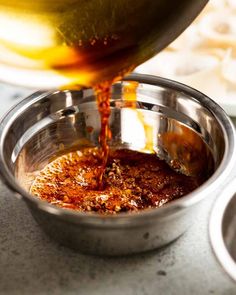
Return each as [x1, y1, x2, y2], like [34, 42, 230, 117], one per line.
[28, 82, 209, 214]
[30, 148, 202, 214]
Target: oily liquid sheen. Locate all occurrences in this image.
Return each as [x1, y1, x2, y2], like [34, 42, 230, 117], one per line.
[30, 149, 202, 214]
[29, 82, 207, 214]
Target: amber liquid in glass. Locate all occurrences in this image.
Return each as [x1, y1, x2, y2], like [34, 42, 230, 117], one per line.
[0, 0, 204, 88]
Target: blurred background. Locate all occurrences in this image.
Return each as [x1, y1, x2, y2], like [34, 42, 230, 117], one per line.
[135, 0, 236, 115]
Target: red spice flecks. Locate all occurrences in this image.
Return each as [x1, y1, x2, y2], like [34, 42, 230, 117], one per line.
[30, 149, 202, 215]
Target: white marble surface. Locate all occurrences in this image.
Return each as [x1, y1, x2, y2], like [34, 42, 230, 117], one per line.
[0, 83, 235, 295]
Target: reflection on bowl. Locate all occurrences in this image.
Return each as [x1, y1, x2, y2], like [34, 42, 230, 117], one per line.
[0, 74, 235, 255]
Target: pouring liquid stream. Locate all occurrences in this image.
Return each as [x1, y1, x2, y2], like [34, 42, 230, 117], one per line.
[92, 80, 155, 189]
[95, 83, 112, 189]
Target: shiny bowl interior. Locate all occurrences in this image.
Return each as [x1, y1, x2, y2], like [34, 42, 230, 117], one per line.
[210, 178, 236, 282]
[0, 73, 235, 255]
[1, 75, 229, 189]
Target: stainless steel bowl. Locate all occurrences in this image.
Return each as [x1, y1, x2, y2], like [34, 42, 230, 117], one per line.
[210, 178, 236, 281]
[0, 74, 235, 256]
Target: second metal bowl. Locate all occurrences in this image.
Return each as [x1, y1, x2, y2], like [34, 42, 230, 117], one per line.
[210, 178, 236, 282]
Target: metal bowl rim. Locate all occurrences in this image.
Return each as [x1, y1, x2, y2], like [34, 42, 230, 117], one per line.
[209, 177, 236, 282]
[0, 73, 235, 225]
